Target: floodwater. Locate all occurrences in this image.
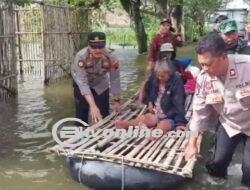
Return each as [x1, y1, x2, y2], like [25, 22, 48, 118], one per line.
[0, 47, 248, 190]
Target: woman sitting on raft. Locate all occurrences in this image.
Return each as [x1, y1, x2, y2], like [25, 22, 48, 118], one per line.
[115, 60, 187, 134]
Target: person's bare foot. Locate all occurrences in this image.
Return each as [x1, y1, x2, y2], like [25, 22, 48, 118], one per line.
[115, 120, 128, 129]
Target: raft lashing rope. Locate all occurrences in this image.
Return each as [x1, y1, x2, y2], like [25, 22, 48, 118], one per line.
[50, 92, 201, 180]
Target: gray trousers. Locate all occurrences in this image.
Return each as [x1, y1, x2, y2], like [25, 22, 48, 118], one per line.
[206, 125, 250, 187]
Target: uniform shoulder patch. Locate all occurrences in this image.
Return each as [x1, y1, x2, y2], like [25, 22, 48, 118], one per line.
[78, 61, 84, 67]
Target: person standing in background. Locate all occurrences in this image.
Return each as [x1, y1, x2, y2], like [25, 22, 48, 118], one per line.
[219, 19, 250, 55]
[147, 18, 183, 73]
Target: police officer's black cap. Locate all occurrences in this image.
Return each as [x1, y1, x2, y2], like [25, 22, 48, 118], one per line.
[88, 32, 106, 48]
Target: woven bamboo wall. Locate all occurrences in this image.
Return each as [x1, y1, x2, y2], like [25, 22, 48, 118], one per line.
[0, 0, 17, 99]
[15, 3, 89, 84]
[0, 1, 89, 100]
[43, 5, 89, 84]
[15, 5, 44, 78]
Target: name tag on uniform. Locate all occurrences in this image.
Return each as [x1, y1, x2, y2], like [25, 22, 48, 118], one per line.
[235, 86, 250, 111]
[236, 86, 250, 99]
[206, 94, 223, 104]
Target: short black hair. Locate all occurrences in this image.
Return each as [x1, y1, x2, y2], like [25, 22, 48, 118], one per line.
[215, 15, 228, 23]
[196, 32, 227, 57]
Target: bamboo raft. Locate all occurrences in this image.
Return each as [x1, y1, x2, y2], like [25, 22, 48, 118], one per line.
[50, 93, 201, 190]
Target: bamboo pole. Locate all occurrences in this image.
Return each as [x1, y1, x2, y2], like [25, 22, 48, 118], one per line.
[140, 136, 165, 162]
[73, 151, 185, 177]
[163, 136, 184, 167]
[0, 35, 15, 38]
[0, 1, 17, 99]
[135, 140, 156, 160]
[16, 10, 24, 77]
[165, 137, 177, 148]
[172, 152, 184, 173]
[148, 135, 170, 162]
[145, 136, 177, 165]
[50, 93, 198, 178]
[0, 83, 17, 94]
[181, 158, 196, 177]
[181, 135, 202, 177]
[179, 138, 189, 150]
[117, 137, 143, 156]
[98, 109, 141, 153]
[51, 98, 135, 152]
[41, 3, 46, 83]
[96, 108, 140, 149]
[0, 74, 17, 81]
[102, 138, 130, 154]
[70, 107, 140, 153]
[126, 138, 150, 158]
[108, 137, 135, 155]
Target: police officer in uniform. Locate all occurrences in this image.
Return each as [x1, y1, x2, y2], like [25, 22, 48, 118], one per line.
[184, 33, 250, 187]
[219, 19, 250, 55]
[71, 32, 121, 124]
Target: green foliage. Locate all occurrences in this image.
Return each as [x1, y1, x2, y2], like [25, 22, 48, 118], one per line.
[92, 8, 161, 48]
[105, 0, 122, 11]
[14, 0, 225, 47]
[19, 8, 43, 43]
[87, 0, 137, 46]
[67, 0, 95, 7]
[184, 0, 222, 37]
[14, 0, 32, 6]
[142, 15, 159, 46]
[93, 26, 137, 47]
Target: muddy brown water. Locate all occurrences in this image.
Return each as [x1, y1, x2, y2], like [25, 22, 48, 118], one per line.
[0, 47, 247, 190]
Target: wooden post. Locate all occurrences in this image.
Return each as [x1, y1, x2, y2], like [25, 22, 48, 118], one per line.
[41, 3, 47, 84]
[16, 10, 24, 77]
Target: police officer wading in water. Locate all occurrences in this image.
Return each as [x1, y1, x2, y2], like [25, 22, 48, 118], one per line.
[184, 33, 250, 187]
[71, 32, 121, 124]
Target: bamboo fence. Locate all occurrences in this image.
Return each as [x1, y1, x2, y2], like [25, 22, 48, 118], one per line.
[0, 1, 89, 100]
[51, 94, 201, 178]
[0, 0, 17, 100]
[15, 3, 89, 84]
